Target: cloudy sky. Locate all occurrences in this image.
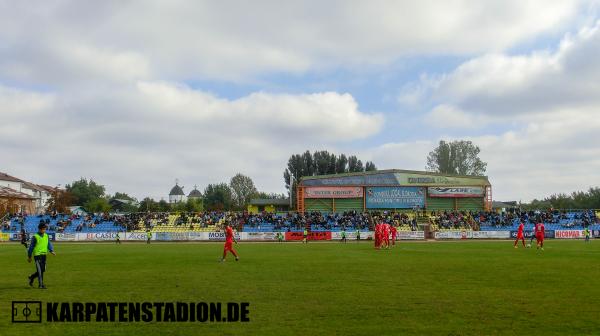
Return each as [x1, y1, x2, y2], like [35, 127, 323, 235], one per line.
[1, 0, 599, 202]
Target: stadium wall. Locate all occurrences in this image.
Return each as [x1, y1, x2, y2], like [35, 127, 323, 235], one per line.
[3, 230, 593, 242]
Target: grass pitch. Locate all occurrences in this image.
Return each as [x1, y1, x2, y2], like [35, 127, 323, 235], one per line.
[1, 240, 599, 336]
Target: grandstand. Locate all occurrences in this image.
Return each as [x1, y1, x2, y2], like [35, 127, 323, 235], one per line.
[3, 214, 123, 234]
[1, 209, 598, 236]
[477, 210, 600, 231]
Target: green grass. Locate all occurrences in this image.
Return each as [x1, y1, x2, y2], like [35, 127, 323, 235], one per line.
[1, 240, 599, 336]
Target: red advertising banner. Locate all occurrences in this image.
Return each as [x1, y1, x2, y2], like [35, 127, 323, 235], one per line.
[304, 187, 363, 198]
[285, 231, 332, 241]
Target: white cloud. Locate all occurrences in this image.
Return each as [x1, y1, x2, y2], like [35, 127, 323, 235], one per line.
[0, 1, 588, 84]
[389, 21, 600, 201]
[369, 109, 600, 201]
[414, 20, 600, 120]
[0, 83, 382, 199]
[425, 104, 485, 129]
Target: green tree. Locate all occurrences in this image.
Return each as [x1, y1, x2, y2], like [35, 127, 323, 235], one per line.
[348, 156, 364, 172]
[426, 140, 487, 176]
[84, 198, 111, 213]
[335, 154, 348, 173]
[111, 192, 136, 201]
[138, 197, 159, 212]
[229, 173, 257, 209]
[45, 189, 75, 213]
[283, 150, 377, 207]
[521, 187, 600, 210]
[203, 183, 233, 211]
[185, 198, 204, 212]
[253, 192, 287, 200]
[158, 199, 171, 212]
[365, 161, 377, 171]
[66, 178, 106, 205]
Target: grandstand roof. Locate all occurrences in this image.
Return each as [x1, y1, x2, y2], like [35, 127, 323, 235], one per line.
[300, 169, 490, 187]
[169, 183, 185, 196]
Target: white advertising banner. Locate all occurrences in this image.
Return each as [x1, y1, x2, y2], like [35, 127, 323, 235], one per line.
[435, 231, 510, 239]
[123, 232, 148, 241]
[154, 232, 187, 241]
[396, 231, 425, 240]
[330, 231, 374, 240]
[555, 230, 588, 239]
[206, 231, 242, 241]
[471, 231, 510, 239]
[187, 232, 208, 241]
[76, 232, 120, 241]
[55, 232, 77, 241]
[428, 187, 484, 198]
[434, 231, 472, 239]
[241, 232, 280, 241]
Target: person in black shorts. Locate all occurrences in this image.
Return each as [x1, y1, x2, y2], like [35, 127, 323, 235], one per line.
[20, 228, 28, 248]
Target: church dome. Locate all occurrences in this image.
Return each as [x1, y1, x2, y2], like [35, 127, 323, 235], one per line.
[169, 184, 185, 196]
[188, 187, 202, 198]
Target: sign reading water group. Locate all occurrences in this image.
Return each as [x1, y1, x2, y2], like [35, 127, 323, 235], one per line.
[304, 187, 363, 198]
[365, 187, 425, 209]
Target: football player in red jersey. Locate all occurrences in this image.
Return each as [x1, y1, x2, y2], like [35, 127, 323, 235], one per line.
[221, 223, 239, 262]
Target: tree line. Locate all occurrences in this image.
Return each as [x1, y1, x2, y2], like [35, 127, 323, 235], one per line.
[522, 187, 600, 210]
[283, 150, 377, 205]
[46, 173, 286, 214]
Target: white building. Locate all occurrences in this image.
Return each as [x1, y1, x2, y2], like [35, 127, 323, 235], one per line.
[0, 172, 52, 214]
[169, 182, 186, 203]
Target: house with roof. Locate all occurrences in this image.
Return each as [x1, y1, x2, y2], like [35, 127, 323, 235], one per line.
[0, 171, 53, 214]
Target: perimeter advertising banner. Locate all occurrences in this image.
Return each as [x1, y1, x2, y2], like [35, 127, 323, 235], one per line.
[9, 233, 26, 241]
[242, 232, 279, 241]
[509, 230, 555, 239]
[330, 231, 374, 240]
[55, 233, 76, 241]
[365, 187, 425, 209]
[396, 231, 425, 240]
[555, 230, 589, 239]
[435, 231, 511, 239]
[304, 187, 363, 198]
[80, 232, 120, 241]
[435, 231, 471, 239]
[471, 231, 510, 239]
[207, 231, 242, 241]
[124, 232, 148, 241]
[428, 187, 484, 198]
[285, 231, 331, 241]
